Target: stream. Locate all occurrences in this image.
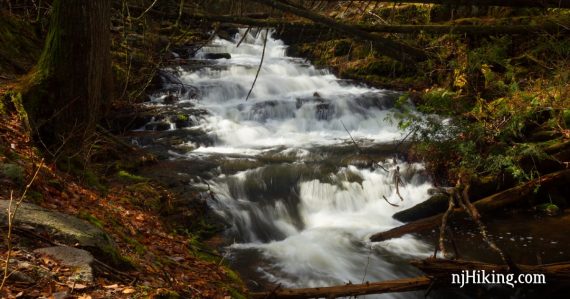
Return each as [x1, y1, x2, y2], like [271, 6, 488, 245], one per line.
[182, 29, 430, 297]
[138, 29, 569, 298]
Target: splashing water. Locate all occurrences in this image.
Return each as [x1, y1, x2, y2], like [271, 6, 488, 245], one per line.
[178, 29, 434, 297]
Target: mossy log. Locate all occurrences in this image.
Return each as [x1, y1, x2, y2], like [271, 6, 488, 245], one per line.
[249, 276, 431, 299]
[249, 0, 429, 62]
[193, 16, 568, 35]
[370, 169, 570, 242]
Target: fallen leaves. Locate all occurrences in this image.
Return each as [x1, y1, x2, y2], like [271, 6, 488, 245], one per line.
[122, 287, 136, 294]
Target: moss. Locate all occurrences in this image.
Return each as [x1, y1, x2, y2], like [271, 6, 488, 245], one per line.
[0, 163, 25, 185]
[117, 170, 148, 182]
[78, 211, 105, 230]
[153, 289, 181, 299]
[226, 287, 247, 299]
[27, 190, 44, 204]
[176, 114, 189, 122]
[123, 235, 147, 255]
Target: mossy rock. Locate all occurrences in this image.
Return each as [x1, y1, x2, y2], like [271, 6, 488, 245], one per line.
[0, 163, 25, 185]
[536, 203, 561, 216]
[0, 200, 127, 268]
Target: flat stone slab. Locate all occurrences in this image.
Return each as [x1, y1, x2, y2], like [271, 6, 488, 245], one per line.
[34, 246, 94, 282]
[0, 200, 117, 262]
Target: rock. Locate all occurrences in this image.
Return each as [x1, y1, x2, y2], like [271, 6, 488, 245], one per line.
[350, 91, 398, 112]
[315, 102, 335, 120]
[535, 203, 561, 216]
[204, 53, 231, 60]
[145, 122, 171, 131]
[393, 193, 449, 222]
[163, 94, 179, 104]
[295, 95, 336, 120]
[0, 200, 119, 265]
[34, 246, 94, 282]
[248, 100, 295, 121]
[173, 114, 191, 128]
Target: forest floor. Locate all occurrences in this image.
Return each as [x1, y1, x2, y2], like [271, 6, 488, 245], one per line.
[0, 8, 245, 299]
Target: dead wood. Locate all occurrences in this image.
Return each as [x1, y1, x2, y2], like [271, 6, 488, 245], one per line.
[370, 169, 570, 242]
[248, 0, 429, 62]
[249, 276, 431, 299]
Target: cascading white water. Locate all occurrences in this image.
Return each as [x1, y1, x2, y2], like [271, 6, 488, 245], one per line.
[179, 29, 434, 297]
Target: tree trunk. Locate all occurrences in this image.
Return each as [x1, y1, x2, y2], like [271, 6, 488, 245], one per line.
[23, 0, 112, 157]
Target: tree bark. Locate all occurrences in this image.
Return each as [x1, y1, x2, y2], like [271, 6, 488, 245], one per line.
[23, 0, 112, 157]
[370, 169, 570, 242]
[249, 276, 431, 299]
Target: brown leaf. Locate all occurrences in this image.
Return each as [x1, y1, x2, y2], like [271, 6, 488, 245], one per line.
[103, 284, 120, 289]
[122, 288, 136, 294]
[67, 282, 88, 289]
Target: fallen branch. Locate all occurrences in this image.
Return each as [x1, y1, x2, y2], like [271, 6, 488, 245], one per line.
[249, 276, 432, 299]
[383, 195, 400, 207]
[248, 0, 428, 62]
[245, 28, 269, 101]
[437, 193, 455, 258]
[180, 15, 569, 36]
[370, 169, 570, 242]
[394, 165, 405, 201]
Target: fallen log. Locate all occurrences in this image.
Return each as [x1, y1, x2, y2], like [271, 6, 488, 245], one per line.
[249, 276, 431, 299]
[370, 169, 570, 242]
[411, 259, 570, 281]
[249, 0, 429, 62]
[295, 0, 570, 9]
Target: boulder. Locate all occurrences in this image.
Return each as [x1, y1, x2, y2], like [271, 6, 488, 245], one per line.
[34, 246, 95, 282]
[0, 200, 119, 265]
[145, 122, 171, 131]
[163, 94, 179, 104]
[204, 53, 231, 60]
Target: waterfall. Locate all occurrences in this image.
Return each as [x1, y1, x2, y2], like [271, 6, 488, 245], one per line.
[177, 29, 433, 297]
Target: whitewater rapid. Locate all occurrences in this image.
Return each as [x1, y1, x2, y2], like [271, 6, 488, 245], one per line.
[177, 29, 434, 297]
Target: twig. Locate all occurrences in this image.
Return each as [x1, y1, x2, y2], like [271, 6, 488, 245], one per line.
[382, 195, 399, 207]
[236, 26, 252, 47]
[245, 28, 269, 101]
[437, 193, 455, 258]
[1, 159, 44, 291]
[340, 119, 389, 172]
[361, 245, 373, 283]
[456, 179, 515, 270]
[132, 0, 159, 20]
[394, 166, 405, 201]
[393, 127, 418, 153]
